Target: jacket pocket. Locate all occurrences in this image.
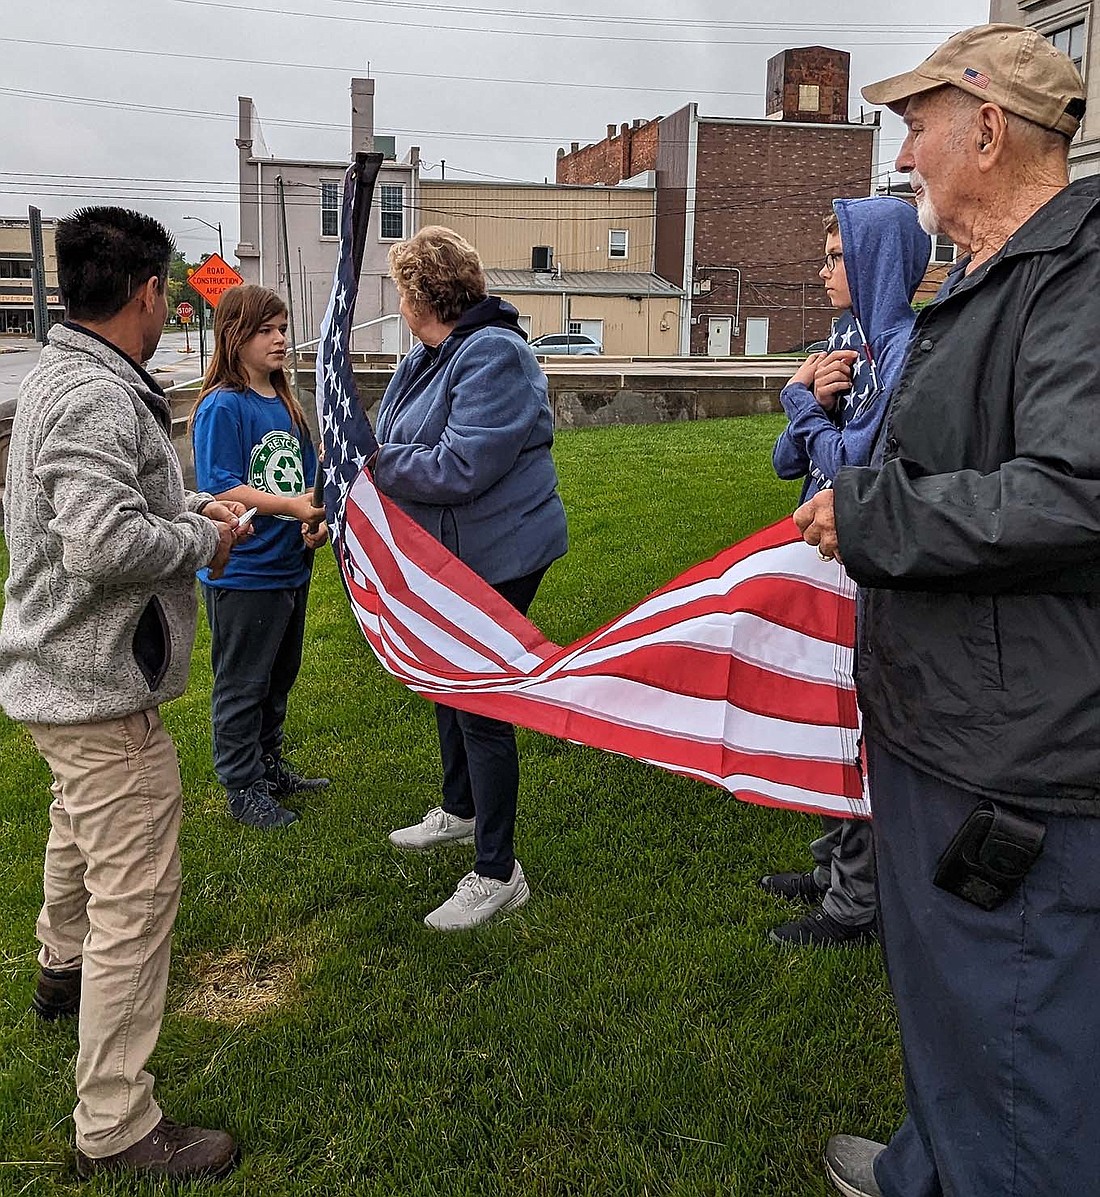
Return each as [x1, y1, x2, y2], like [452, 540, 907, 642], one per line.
[133, 596, 171, 690]
[972, 595, 1004, 691]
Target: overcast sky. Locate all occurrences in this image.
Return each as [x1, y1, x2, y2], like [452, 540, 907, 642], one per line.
[3, 0, 989, 260]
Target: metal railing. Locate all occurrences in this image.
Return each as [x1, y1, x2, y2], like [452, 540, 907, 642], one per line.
[164, 313, 406, 395]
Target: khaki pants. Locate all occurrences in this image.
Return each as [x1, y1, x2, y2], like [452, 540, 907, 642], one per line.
[28, 709, 183, 1158]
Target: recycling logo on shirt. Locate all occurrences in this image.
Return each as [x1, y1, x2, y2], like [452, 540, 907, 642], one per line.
[250, 430, 305, 521]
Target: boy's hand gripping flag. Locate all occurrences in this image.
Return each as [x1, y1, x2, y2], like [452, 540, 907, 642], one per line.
[315, 155, 868, 819]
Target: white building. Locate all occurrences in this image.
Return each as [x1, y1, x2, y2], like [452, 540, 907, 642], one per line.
[235, 79, 420, 352]
[989, 1, 1097, 175]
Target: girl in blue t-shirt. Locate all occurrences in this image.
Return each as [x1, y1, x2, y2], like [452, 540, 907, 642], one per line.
[190, 284, 329, 830]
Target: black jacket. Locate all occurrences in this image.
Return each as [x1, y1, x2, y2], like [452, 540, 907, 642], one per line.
[834, 177, 1100, 814]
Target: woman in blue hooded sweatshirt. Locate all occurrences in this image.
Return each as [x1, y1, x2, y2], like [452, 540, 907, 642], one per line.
[766, 196, 931, 948]
[375, 226, 568, 932]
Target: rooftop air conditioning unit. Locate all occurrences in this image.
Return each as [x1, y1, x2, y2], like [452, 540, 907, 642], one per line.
[532, 245, 554, 272]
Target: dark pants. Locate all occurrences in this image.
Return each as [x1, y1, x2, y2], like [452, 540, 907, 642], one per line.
[868, 738, 1100, 1197]
[204, 582, 310, 789]
[810, 815, 876, 926]
[437, 567, 546, 882]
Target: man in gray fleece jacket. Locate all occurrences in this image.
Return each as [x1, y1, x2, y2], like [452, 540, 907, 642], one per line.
[0, 208, 242, 1181]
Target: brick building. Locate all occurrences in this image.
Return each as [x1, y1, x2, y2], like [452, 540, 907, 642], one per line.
[556, 48, 879, 355]
[556, 118, 660, 187]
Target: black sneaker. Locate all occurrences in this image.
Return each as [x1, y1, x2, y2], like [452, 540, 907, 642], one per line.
[768, 906, 877, 948]
[262, 753, 330, 798]
[227, 780, 298, 830]
[758, 870, 828, 903]
[31, 965, 81, 1021]
[75, 1115, 239, 1181]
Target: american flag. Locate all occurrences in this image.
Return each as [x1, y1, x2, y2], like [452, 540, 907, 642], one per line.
[806, 311, 880, 494]
[316, 158, 868, 819]
[315, 153, 382, 549]
[963, 66, 991, 89]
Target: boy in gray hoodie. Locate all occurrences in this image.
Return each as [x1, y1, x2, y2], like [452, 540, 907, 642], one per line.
[0, 208, 243, 1181]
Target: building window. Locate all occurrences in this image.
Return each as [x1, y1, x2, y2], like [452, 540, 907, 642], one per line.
[320, 181, 340, 238]
[567, 321, 582, 336]
[1049, 21, 1085, 72]
[933, 235, 957, 264]
[0, 259, 33, 280]
[608, 229, 628, 259]
[380, 184, 404, 240]
[798, 84, 821, 111]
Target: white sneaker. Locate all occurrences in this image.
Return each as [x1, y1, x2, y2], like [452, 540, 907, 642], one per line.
[424, 862, 530, 931]
[388, 806, 476, 851]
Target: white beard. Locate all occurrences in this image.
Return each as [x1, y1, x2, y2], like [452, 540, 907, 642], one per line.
[910, 172, 941, 234]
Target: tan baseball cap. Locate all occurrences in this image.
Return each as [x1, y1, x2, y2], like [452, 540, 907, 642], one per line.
[862, 23, 1086, 137]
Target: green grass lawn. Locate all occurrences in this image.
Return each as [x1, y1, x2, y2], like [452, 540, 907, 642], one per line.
[0, 416, 903, 1196]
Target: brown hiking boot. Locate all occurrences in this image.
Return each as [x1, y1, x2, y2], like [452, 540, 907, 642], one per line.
[31, 965, 81, 1022]
[75, 1117, 239, 1181]
[30, 962, 81, 1019]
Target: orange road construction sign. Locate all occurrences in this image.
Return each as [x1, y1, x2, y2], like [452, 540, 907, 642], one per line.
[187, 254, 244, 307]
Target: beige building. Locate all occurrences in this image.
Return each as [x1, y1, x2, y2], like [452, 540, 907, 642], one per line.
[989, 2, 1097, 175]
[236, 80, 683, 357]
[421, 179, 683, 354]
[236, 79, 420, 352]
[483, 269, 682, 356]
[0, 217, 63, 336]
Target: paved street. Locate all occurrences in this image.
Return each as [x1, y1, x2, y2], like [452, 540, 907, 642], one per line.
[0, 330, 206, 408]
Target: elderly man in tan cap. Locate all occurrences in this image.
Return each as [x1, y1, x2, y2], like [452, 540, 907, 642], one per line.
[793, 23, 1099, 1197]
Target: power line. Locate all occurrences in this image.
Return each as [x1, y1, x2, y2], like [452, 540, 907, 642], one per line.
[0, 86, 583, 143]
[0, 36, 759, 99]
[0, 162, 903, 228]
[168, 0, 955, 47]
[0, 85, 901, 161]
[293, 0, 959, 35]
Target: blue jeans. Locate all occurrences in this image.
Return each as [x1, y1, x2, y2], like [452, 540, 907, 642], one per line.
[204, 582, 310, 789]
[437, 568, 546, 881]
[868, 738, 1100, 1197]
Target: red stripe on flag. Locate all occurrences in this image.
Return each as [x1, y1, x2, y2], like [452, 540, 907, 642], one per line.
[414, 685, 863, 810]
[558, 645, 858, 727]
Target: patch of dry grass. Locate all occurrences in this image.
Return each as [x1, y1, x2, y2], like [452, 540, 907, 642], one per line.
[176, 945, 299, 1023]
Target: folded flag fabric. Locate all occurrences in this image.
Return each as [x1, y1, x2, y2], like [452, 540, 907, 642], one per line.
[316, 156, 868, 820]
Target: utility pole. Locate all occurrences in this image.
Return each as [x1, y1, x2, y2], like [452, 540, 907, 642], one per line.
[28, 206, 49, 344]
[275, 175, 302, 404]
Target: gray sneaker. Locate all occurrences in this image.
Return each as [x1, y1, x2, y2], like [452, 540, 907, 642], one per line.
[388, 806, 475, 851]
[424, 862, 530, 931]
[824, 1135, 886, 1197]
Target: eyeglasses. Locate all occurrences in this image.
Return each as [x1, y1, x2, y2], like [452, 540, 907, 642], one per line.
[823, 252, 844, 273]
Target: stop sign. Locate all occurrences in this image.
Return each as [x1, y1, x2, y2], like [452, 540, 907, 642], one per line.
[176, 302, 195, 323]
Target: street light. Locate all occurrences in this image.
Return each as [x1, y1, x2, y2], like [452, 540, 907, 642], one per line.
[183, 215, 224, 260]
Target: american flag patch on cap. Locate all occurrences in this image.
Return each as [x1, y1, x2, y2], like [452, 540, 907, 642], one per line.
[963, 67, 991, 88]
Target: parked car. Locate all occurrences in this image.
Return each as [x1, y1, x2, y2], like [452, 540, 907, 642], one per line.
[781, 338, 830, 354]
[529, 333, 603, 356]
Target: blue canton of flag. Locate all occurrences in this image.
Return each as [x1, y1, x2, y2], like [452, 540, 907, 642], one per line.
[826, 311, 879, 423]
[314, 154, 384, 550]
[806, 311, 881, 492]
